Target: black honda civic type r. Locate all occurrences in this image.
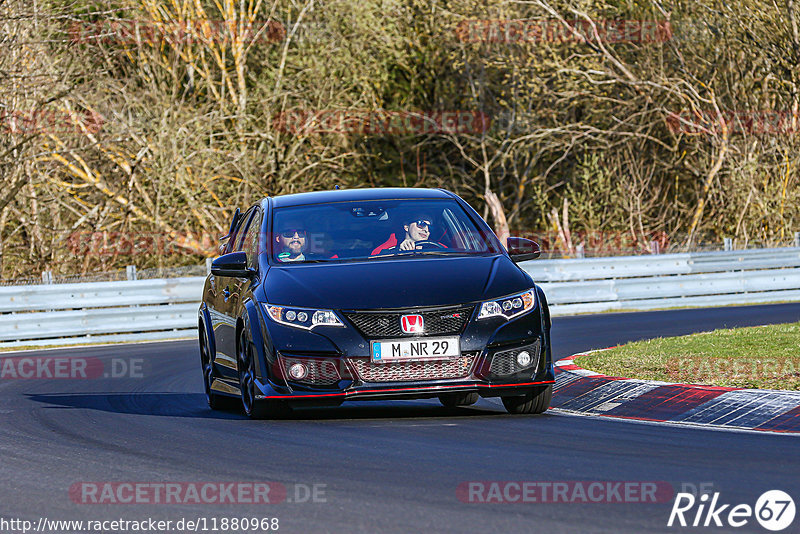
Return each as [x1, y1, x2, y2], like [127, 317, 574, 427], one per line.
[198, 187, 554, 418]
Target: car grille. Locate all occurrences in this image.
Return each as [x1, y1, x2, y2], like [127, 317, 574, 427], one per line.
[279, 355, 342, 386]
[489, 340, 541, 376]
[342, 305, 474, 338]
[348, 352, 478, 383]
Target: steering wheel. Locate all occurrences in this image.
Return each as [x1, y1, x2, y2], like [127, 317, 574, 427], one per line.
[413, 240, 446, 250]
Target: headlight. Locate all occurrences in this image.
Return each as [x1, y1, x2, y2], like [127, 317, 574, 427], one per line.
[477, 289, 536, 320]
[263, 304, 345, 330]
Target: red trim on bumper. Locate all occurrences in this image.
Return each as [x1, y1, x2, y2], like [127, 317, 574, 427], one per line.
[257, 380, 555, 399]
[482, 381, 554, 388]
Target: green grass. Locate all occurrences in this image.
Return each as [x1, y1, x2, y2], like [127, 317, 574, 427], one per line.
[565, 299, 800, 316]
[578, 321, 800, 390]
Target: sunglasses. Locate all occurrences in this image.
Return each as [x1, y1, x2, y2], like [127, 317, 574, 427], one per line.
[281, 229, 307, 238]
[411, 220, 432, 228]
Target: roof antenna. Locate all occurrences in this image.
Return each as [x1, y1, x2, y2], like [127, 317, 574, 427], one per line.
[334, 184, 340, 190]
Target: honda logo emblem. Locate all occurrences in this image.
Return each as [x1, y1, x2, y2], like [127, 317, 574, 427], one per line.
[400, 314, 424, 334]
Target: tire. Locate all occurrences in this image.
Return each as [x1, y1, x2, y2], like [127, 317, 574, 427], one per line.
[501, 384, 553, 415]
[237, 328, 290, 419]
[200, 325, 235, 410]
[438, 391, 479, 408]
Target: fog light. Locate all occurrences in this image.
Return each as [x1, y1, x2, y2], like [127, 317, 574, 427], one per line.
[288, 363, 308, 380]
[516, 351, 531, 367]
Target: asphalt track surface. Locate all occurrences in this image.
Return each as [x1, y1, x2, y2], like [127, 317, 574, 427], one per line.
[2, 303, 800, 534]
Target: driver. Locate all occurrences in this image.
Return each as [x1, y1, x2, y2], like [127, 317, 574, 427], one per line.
[374, 212, 438, 255]
[275, 222, 307, 262]
[398, 213, 432, 250]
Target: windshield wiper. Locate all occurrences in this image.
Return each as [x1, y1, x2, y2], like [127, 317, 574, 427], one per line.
[411, 250, 463, 256]
[365, 252, 405, 259]
[374, 250, 464, 258]
[364, 250, 475, 259]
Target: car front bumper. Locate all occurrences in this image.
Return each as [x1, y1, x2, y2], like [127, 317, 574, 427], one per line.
[253, 293, 554, 404]
[254, 341, 554, 404]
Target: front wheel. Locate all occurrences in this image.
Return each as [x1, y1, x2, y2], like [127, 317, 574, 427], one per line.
[237, 329, 290, 419]
[501, 384, 552, 414]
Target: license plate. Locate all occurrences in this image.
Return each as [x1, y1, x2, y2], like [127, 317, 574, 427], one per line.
[371, 336, 460, 363]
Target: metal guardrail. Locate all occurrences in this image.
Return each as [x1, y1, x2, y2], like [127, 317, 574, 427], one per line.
[1, 247, 798, 348]
[520, 247, 800, 315]
[0, 277, 205, 348]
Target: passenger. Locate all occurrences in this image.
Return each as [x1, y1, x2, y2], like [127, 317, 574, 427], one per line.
[275, 225, 307, 262]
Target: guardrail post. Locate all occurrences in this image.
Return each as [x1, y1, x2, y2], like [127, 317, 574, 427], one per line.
[795, 232, 800, 248]
[206, 257, 213, 275]
[649, 240, 661, 254]
[724, 237, 733, 251]
[126, 265, 137, 281]
[41, 271, 53, 284]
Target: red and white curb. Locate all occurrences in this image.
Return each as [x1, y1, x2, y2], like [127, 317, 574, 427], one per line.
[552, 350, 800, 434]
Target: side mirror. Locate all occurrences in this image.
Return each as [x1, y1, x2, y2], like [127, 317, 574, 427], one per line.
[211, 251, 254, 278]
[507, 237, 541, 262]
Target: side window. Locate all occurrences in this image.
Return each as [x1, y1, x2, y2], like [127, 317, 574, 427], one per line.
[232, 209, 255, 252]
[224, 210, 247, 254]
[241, 210, 262, 269]
[443, 207, 485, 251]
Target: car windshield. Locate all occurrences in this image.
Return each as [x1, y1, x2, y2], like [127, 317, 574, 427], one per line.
[270, 199, 501, 264]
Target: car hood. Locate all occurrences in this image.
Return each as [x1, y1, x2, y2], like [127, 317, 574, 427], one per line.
[263, 255, 533, 309]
